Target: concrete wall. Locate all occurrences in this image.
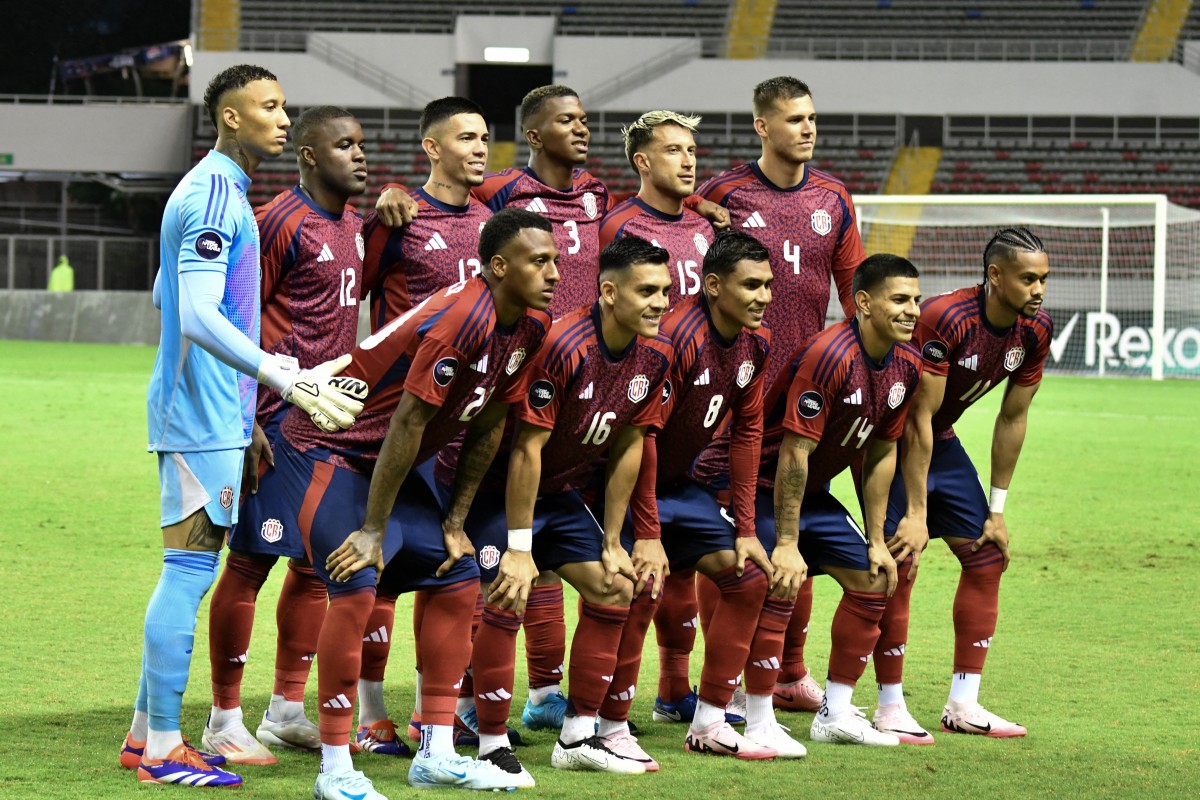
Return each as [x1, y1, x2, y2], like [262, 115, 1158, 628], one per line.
[0, 291, 161, 344]
[191, 51, 397, 106]
[553, 36, 699, 96]
[0, 104, 191, 173]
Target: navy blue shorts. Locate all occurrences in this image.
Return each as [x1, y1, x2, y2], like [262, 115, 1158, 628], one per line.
[460, 487, 610, 581]
[884, 436, 987, 541]
[755, 486, 870, 574]
[617, 481, 738, 569]
[229, 448, 307, 559]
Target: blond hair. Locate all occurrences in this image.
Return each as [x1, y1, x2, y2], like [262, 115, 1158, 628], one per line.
[621, 110, 702, 170]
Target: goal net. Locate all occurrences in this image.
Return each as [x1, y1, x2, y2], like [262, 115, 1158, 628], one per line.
[852, 194, 1200, 380]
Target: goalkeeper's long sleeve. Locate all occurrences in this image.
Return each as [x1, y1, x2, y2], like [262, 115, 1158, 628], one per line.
[177, 269, 276, 387]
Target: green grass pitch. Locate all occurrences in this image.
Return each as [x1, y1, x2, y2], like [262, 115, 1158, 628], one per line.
[1, 339, 1197, 798]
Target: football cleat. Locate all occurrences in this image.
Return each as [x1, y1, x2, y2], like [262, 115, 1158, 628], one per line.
[683, 721, 777, 760]
[744, 721, 807, 758]
[455, 706, 526, 747]
[551, 735, 647, 773]
[256, 708, 321, 751]
[409, 752, 524, 790]
[874, 701, 935, 745]
[811, 709, 900, 746]
[120, 733, 227, 770]
[941, 699, 1027, 738]
[773, 672, 824, 712]
[314, 768, 388, 800]
[521, 692, 567, 731]
[652, 689, 698, 723]
[352, 719, 412, 756]
[137, 742, 243, 787]
[600, 729, 659, 772]
[201, 718, 278, 765]
[479, 747, 536, 788]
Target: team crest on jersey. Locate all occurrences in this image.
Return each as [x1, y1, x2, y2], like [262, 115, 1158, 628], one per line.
[887, 382, 906, 409]
[922, 340, 948, 364]
[506, 348, 527, 375]
[735, 360, 755, 388]
[529, 379, 555, 409]
[694, 234, 710, 256]
[627, 374, 650, 403]
[811, 208, 833, 237]
[582, 192, 599, 219]
[260, 518, 284, 544]
[1003, 346, 1026, 372]
[660, 379, 673, 405]
[433, 357, 458, 387]
[797, 391, 824, 419]
[479, 221, 487, 233]
[219, 486, 234, 510]
[478, 545, 501, 570]
[355, 232, 365, 261]
[195, 231, 223, 260]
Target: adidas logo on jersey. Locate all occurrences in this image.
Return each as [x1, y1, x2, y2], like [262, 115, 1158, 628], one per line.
[958, 354, 979, 371]
[742, 211, 766, 229]
[316, 243, 335, 262]
[578, 381, 594, 399]
[526, 197, 549, 214]
[363, 626, 389, 643]
[843, 388, 863, 405]
[424, 232, 448, 251]
[470, 354, 489, 373]
[693, 368, 711, 386]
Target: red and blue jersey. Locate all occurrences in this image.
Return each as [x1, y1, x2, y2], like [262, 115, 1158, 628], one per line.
[254, 186, 364, 430]
[697, 162, 864, 387]
[474, 167, 609, 316]
[598, 197, 714, 305]
[362, 188, 493, 329]
[914, 285, 1053, 440]
[282, 276, 549, 473]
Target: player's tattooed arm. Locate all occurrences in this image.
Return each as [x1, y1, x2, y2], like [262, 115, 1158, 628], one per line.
[862, 437, 900, 596]
[770, 432, 814, 599]
[978, 380, 1041, 570]
[893, 372, 946, 576]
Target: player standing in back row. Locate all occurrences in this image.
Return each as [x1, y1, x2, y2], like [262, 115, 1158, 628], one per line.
[696, 75, 865, 712]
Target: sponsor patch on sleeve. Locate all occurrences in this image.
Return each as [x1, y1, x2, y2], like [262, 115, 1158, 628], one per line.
[528, 379, 555, 409]
[797, 390, 824, 419]
[921, 339, 948, 364]
[433, 357, 459, 387]
[194, 231, 224, 260]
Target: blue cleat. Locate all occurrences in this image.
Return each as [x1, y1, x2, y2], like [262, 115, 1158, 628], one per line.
[456, 706, 526, 746]
[653, 687, 744, 724]
[521, 692, 567, 731]
[353, 719, 412, 757]
[137, 742, 243, 787]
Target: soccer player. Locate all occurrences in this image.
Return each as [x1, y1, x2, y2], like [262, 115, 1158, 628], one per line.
[697, 75, 865, 711]
[598, 230, 817, 764]
[871, 228, 1051, 743]
[202, 106, 369, 765]
[446, 235, 673, 775]
[128, 65, 366, 789]
[355, 96, 495, 757]
[273, 209, 557, 799]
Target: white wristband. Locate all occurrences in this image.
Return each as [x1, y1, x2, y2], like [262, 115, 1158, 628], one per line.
[507, 528, 533, 552]
[257, 353, 300, 393]
[988, 486, 1007, 514]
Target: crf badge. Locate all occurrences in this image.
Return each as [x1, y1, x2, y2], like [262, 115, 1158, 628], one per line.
[583, 192, 599, 219]
[1003, 346, 1026, 372]
[736, 360, 755, 388]
[694, 233, 710, 256]
[628, 374, 650, 403]
[478, 545, 501, 569]
[811, 208, 832, 236]
[219, 486, 235, 510]
[887, 382, 906, 409]
[506, 348, 527, 375]
[260, 518, 284, 543]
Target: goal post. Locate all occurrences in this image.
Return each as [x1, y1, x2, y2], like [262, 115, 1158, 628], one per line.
[851, 194, 1200, 380]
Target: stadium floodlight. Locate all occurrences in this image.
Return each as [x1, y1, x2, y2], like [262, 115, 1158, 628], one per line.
[483, 47, 531, 63]
[852, 194, 1200, 380]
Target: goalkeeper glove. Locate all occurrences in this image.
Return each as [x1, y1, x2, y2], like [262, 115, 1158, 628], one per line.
[259, 353, 368, 432]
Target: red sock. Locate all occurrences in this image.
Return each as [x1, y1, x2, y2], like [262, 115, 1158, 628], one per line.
[951, 540, 1004, 673]
[460, 590, 484, 701]
[317, 589, 375, 745]
[273, 561, 327, 702]
[412, 591, 425, 674]
[599, 586, 660, 721]
[828, 589, 888, 686]
[697, 564, 768, 707]
[873, 554, 915, 685]
[473, 605, 523, 735]
[696, 571, 719, 632]
[567, 600, 629, 717]
[744, 596, 793, 695]
[360, 593, 397, 682]
[654, 569, 698, 702]
[416, 579, 477, 727]
[778, 578, 813, 683]
[524, 583, 566, 689]
[209, 554, 274, 709]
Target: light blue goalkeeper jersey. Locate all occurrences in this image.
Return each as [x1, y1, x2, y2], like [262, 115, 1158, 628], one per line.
[148, 150, 260, 452]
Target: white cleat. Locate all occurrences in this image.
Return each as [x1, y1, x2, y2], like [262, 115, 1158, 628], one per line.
[257, 709, 321, 751]
[600, 729, 659, 772]
[201, 718, 278, 765]
[551, 736, 646, 774]
[479, 747, 536, 788]
[811, 709, 900, 746]
[314, 768, 387, 800]
[409, 752, 524, 790]
[683, 721, 776, 760]
[941, 699, 1027, 738]
[726, 686, 748, 723]
[873, 701, 935, 745]
[744, 721, 807, 758]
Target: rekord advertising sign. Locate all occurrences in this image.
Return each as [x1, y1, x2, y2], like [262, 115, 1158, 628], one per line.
[1046, 309, 1200, 377]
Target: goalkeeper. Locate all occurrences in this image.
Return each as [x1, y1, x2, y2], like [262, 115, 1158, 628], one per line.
[128, 65, 365, 789]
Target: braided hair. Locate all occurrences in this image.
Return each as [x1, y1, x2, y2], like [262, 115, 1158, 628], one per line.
[982, 227, 1045, 284]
